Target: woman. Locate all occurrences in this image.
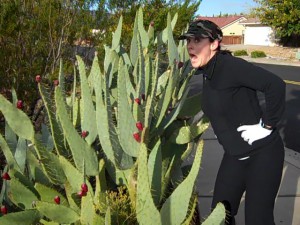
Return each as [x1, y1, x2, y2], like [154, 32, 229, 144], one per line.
[179, 20, 286, 225]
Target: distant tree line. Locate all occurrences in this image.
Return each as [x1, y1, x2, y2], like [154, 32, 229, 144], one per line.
[0, 0, 199, 111]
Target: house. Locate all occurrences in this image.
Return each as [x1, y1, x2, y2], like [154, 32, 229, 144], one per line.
[197, 16, 247, 45]
[239, 18, 276, 46]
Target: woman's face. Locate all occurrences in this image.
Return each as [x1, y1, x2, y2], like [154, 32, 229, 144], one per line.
[187, 37, 218, 68]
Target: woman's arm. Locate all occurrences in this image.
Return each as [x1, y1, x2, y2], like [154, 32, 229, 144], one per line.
[231, 58, 286, 128]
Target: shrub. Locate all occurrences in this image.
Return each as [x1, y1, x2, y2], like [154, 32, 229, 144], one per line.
[251, 50, 267, 58]
[233, 50, 248, 56]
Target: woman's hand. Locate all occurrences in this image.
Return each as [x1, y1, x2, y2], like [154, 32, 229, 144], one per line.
[237, 119, 272, 145]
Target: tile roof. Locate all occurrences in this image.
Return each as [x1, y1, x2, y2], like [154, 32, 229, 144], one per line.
[196, 16, 246, 28]
[239, 17, 261, 24]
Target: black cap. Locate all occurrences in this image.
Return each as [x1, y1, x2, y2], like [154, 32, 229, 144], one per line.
[179, 20, 223, 41]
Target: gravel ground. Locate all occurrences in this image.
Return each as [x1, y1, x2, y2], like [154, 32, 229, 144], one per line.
[222, 44, 300, 63]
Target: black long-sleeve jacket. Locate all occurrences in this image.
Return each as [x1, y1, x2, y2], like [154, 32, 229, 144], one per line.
[200, 51, 286, 157]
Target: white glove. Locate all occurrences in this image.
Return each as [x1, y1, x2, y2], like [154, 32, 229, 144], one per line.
[237, 119, 272, 145]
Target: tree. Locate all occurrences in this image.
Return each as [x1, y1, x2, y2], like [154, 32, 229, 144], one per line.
[254, 0, 300, 46]
[92, 0, 200, 51]
[0, 0, 200, 111]
[0, 0, 98, 109]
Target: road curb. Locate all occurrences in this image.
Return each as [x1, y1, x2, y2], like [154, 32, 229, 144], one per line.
[285, 147, 300, 169]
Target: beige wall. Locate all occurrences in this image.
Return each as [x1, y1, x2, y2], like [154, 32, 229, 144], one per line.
[222, 19, 246, 36]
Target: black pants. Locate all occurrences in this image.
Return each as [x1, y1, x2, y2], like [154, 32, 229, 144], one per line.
[211, 135, 284, 225]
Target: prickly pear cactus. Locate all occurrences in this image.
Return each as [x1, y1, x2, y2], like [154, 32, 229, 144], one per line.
[0, 7, 225, 225]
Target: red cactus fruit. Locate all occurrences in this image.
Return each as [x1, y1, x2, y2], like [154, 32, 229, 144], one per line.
[81, 131, 89, 138]
[133, 132, 141, 143]
[2, 172, 10, 180]
[77, 190, 87, 197]
[53, 80, 59, 86]
[176, 60, 184, 69]
[134, 98, 141, 105]
[16, 100, 23, 109]
[150, 21, 154, 27]
[136, 122, 143, 131]
[54, 196, 60, 204]
[81, 183, 88, 193]
[35, 75, 41, 83]
[1, 205, 7, 215]
[141, 94, 146, 101]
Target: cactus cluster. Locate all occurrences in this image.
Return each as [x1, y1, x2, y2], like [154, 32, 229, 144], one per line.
[0, 8, 225, 225]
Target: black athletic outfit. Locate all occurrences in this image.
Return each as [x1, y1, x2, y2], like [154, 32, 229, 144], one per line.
[199, 51, 286, 225]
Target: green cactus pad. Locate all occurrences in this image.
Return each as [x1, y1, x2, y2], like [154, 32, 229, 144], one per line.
[123, 60, 136, 99]
[161, 13, 178, 43]
[35, 201, 80, 224]
[77, 55, 98, 145]
[94, 66, 133, 169]
[159, 140, 204, 225]
[0, 134, 21, 172]
[176, 70, 194, 100]
[58, 59, 66, 100]
[8, 173, 40, 209]
[202, 202, 226, 225]
[117, 59, 140, 157]
[35, 183, 69, 207]
[147, 21, 155, 43]
[80, 190, 96, 225]
[94, 159, 107, 210]
[72, 96, 80, 126]
[55, 87, 98, 175]
[156, 70, 170, 96]
[93, 215, 105, 225]
[94, 65, 116, 165]
[59, 156, 93, 196]
[0, 95, 34, 141]
[144, 56, 159, 130]
[38, 83, 68, 156]
[166, 13, 179, 65]
[105, 207, 111, 225]
[39, 220, 59, 225]
[71, 66, 79, 125]
[32, 138, 66, 185]
[181, 195, 198, 225]
[14, 138, 27, 173]
[0, 209, 41, 225]
[5, 121, 17, 154]
[148, 139, 162, 206]
[137, 8, 149, 48]
[26, 150, 52, 186]
[112, 15, 123, 50]
[130, 12, 139, 66]
[155, 68, 176, 128]
[136, 32, 146, 98]
[136, 144, 162, 225]
[169, 121, 209, 144]
[156, 86, 190, 136]
[64, 182, 80, 213]
[144, 57, 152, 97]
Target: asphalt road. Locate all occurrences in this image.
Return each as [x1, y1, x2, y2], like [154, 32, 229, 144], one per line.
[188, 62, 300, 153]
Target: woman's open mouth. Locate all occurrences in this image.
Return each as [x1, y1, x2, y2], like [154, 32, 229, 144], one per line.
[189, 53, 198, 63]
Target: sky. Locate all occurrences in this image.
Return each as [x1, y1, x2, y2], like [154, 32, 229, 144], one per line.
[196, 0, 258, 16]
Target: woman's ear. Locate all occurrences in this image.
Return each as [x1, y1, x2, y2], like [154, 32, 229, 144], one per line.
[210, 40, 219, 51]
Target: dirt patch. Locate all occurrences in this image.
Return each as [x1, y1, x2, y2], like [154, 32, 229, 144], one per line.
[222, 44, 299, 61]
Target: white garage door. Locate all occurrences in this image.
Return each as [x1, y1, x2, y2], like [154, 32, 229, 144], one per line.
[244, 26, 274, 46]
